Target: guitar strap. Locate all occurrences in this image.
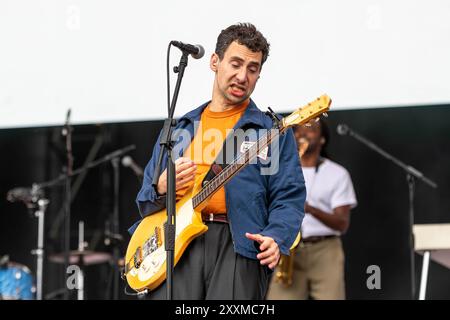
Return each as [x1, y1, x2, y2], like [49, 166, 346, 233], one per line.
[201, 123, 255, 188]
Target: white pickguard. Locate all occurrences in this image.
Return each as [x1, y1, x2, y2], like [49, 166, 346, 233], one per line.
[133, 198, 195, 282]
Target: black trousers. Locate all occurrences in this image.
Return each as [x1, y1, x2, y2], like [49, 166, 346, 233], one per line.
[145, 222, 269, 300]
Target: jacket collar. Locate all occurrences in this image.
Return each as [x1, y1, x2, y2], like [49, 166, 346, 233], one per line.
[179, 98, 267, 129]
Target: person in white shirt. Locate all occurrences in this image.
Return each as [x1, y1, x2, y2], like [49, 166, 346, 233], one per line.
[267, 118, 357, 300]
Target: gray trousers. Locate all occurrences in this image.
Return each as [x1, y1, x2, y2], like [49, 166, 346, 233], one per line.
[145, 222, 269, 300]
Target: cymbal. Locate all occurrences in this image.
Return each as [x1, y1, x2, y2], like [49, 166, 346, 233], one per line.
[48, 250, 112, 266]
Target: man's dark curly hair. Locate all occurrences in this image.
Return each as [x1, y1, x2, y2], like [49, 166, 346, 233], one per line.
[215, 23, 270, 67]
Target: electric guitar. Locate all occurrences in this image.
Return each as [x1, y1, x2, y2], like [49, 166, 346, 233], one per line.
[124, 94, 332, 293]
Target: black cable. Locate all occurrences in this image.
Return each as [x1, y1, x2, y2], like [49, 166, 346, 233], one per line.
[123, 284, 148, 297]
[121, 42, 174, 300]
[167, 42, 172, 115]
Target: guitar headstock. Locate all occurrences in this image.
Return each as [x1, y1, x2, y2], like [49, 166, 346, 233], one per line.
[281, 94, 332, 129]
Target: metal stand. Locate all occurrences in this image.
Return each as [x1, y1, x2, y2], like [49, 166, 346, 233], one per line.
[111, 157, 121, 300]
[152, 44, 191, 300]
[77, 221, 85, 300]
[7, 184, 49, 300]
[7, 185, 47, 300]
[103, 157, 124, 300]
[31, 195, 49, 300]
[406, 174, 416, 298]
[418, 250, 431, 300]
[337, 124, 437, 299]
[62, 109, 73, 300]
[27, 144, 135, 299]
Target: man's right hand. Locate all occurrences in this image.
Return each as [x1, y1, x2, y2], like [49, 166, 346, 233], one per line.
[156, 157, 197, 195]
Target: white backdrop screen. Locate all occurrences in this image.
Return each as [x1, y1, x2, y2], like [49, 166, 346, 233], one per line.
[1, 0, 450, 128]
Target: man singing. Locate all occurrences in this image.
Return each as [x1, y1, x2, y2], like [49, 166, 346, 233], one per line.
[131, 23, 306, 299]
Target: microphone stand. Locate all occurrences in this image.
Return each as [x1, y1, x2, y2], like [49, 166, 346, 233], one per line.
[337, 124, 437, 300]
[151, 45, 190, 300]
[6, 185, 48, 300]
[62, 109, 73, 300]
[36, 145, 136, 190]
[29, 186, 49, 300]
[111, 157, 121, 300]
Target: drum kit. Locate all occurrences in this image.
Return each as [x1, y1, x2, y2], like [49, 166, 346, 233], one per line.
[0, 235, 124, 300]
[3, 159, 135, 300]
[1, 111, 141, 300]
[0, 253, 120, 300]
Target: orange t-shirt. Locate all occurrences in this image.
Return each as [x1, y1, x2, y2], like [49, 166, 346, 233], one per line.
[176, 101, 249, 214]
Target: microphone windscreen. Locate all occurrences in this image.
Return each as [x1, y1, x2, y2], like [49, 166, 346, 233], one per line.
[121, 156, 132, 167]
[192, 45, 205, 59]
[337, 124, 349, 135]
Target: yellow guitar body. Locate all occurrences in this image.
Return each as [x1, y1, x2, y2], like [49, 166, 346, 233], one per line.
[125, 172, 209, 292]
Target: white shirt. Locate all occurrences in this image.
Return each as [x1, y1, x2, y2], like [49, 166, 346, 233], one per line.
[301, 158, 357, 238]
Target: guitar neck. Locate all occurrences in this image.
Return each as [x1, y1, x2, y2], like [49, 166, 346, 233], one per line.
[192, 126, 287, 209]
[191, 94, 332, 209]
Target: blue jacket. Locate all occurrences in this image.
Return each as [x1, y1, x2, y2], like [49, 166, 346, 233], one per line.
[130, 99, 306, 260]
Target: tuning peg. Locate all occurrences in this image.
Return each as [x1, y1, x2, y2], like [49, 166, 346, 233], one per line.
[315, 117, 320, 123]
[304, 122, 312, 127]
[322, 112, 328, 118]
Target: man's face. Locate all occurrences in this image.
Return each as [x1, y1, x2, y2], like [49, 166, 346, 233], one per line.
[210, 41, 262, 105]
[294, 120, 323, 154]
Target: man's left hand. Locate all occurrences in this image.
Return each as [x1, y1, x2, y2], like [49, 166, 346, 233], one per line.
[245, 233, 280, 270]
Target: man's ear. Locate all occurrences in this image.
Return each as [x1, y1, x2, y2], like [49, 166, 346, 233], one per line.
[210, 53, 219, 72]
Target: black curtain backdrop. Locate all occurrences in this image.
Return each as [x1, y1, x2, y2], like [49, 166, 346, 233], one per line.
[1, 104, 449, 299]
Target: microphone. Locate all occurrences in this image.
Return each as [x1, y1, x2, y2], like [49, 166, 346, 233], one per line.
[121, 156, 144, 180]
[337, 124, 349, 136]
[6, 187, 43, 204]
[171, 41, 205, 59]
[0, 255, 9, 267]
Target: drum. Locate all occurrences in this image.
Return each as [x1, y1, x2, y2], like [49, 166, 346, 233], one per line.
[0, 263, 35, 300]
